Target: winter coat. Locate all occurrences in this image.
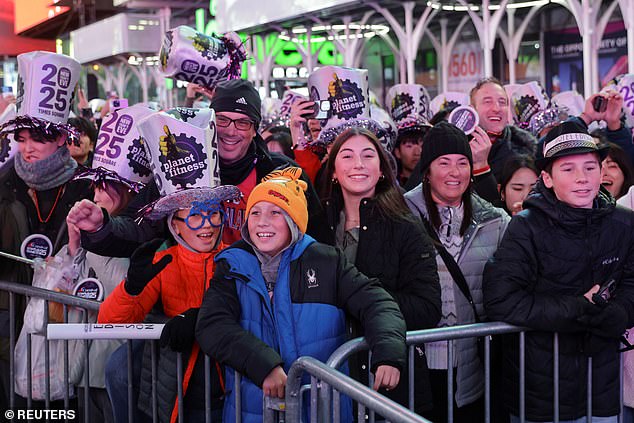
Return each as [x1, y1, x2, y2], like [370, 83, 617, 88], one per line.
[404, 185, 510, 407]
[80, 137, 322, 257]
[98, 243, 225, 423]
[483, 180, 634, 420]
[487, 125, 537, 182]
[0, 161, 92, 360]
[311, 196, 441, 412]
[196, 235, 407, 423]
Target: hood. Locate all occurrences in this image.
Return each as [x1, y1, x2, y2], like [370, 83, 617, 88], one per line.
[523, 179, 615, 230]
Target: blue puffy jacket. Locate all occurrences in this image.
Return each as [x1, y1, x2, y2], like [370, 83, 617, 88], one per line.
[196, 234, 407, 423]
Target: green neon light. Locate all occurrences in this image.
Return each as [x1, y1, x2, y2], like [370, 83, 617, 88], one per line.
[194, 8, 343, 72]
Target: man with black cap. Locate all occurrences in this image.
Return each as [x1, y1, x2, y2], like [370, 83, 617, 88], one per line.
[73, 79, 320, 254]
[483, 120, 634, 422]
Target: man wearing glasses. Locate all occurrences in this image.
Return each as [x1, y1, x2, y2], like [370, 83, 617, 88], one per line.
[74, 79, 319, 254]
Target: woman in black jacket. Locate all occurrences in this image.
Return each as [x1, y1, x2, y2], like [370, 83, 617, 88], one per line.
[310, 127, 441, 415]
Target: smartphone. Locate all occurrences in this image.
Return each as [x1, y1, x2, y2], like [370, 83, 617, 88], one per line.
[109, 98, 128, 110]
[592, 279, 616, 306]
[592, 95, 607, 113]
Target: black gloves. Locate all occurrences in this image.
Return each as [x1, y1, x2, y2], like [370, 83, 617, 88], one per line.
[160, 308, 199, 352]
[585, 302, 629, 339]
[124, 238, 173, 296]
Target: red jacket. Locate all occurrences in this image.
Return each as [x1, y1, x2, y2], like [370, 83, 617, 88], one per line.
[98, 242, 225, 423]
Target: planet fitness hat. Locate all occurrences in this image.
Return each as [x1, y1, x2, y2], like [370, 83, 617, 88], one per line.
[159, 26, 247, 89]
[510, 81, 549, 129]
[307, 66, 385, 145]
[75, 105, 155, 192]
[137, 107, 240, 220]
[430, 92, 470, 116]
[246, 167, 308, 234]
[551, 90, 585, 117]
[536, 120, 609, 170]
[386, 84, 432, 132]
[0, 51, 81, 145]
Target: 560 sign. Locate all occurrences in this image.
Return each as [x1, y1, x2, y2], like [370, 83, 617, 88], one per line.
[448, 52, 480, 78]
[37, 64, 74, 119]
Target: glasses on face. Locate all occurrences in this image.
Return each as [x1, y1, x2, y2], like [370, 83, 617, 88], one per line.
[216, 115, 254, 131]
[173, 210, 225, 230]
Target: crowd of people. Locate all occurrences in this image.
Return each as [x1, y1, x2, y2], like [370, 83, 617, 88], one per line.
[1, 38, 634, 423]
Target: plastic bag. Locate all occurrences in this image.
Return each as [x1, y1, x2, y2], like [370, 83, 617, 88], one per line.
[14, 329, 81, 400]
[23, 254, 78, 334]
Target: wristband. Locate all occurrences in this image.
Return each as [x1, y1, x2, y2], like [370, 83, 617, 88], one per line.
[473, 165, 491, 176]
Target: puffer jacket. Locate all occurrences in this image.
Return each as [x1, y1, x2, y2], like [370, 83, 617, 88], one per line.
[311, 196, 441, 413]
[0, 161, 92, 360]
[483, 180, 634, 420]
[98, 243, 225, 423]
[196, 235, 407, 423]
[405, 184, 510, 407]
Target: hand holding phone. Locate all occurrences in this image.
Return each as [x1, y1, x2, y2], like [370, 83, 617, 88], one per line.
[592, 95, 607, 113]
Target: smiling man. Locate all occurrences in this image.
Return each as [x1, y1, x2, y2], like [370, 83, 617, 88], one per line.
[78, 80, 321, 256]
[470, 77, 536, 181]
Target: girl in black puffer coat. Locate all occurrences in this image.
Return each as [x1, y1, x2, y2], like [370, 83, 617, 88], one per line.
[311, 127, 442, 415]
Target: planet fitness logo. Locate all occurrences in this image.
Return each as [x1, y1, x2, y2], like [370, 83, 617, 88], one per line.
[191, 33, 227, 61]
[158, 127, 207, 189]
[327, 73, 365, 120]
[390, 93, 415, 122]
[127, 137, 151, 178]
[515, 95, 540, 124]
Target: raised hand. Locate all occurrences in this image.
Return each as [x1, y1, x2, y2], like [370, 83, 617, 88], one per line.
[124, 239, 172, 296]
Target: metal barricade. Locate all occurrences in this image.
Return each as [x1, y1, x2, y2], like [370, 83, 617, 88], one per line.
[285, 356, 431, 423]
[0, 279, 100, 422]
[326, 322, 628, 423]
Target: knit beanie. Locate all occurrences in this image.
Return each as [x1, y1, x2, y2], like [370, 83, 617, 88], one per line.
[245, 167, 308, 234]
[418, 121, 473, 173]
[210, 79, 262, 127]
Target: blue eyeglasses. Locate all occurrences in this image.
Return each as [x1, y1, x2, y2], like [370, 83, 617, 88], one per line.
[173, 200, 226, 230]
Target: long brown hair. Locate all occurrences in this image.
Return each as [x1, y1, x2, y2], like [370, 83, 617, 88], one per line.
[323, 127, 412, 221]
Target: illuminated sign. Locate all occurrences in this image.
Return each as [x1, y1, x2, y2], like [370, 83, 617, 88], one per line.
[195, 1, 342, 71]
[15, 0, 70, 34]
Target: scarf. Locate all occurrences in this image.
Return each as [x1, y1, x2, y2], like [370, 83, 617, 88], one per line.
[219, 141, 257, 185]
[15, 147, 77, 191]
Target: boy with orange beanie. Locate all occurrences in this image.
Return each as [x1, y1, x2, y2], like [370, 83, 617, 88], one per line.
[195, 167, 407, 423]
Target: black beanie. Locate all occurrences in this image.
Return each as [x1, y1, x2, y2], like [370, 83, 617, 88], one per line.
[210, 79, 262, 127]
[419, 121, 473, 173]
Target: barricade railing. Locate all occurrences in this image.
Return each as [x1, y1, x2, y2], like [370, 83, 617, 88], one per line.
[326, 322, 628, 423]
[285, 356, 431, 423]
[3, 279, 629, 423]
[0, 279, 101, 422]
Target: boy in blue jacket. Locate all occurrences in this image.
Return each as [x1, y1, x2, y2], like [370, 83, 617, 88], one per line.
[196, 167, 407, 422]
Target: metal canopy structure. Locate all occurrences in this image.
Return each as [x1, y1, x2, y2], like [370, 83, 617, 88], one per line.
[227, 0, 631, 97]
